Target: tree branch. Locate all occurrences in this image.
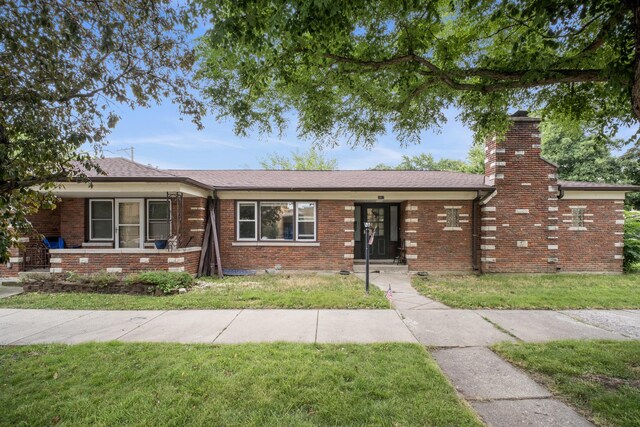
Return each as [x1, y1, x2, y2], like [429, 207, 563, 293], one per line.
[0, 174, 73, 194]
[324, 52, 611, 91]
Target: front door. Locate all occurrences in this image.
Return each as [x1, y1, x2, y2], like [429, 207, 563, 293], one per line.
[115, 199, 143, 249]
[355, 204, 399, 259]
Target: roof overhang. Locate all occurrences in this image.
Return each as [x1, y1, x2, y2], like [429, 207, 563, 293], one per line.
[561, 190, 628, 200]
[47, 181, 212, 198]
[216, 189, 488, 201]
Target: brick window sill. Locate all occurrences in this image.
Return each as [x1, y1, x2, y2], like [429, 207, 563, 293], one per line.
[443, 227, 463, 231]
[232, 241, 320, 247]
[568, 227, 588, 231]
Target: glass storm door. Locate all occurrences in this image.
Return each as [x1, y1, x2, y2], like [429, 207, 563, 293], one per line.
[115, 199, 143, 249]
[354, 203, 400, 260]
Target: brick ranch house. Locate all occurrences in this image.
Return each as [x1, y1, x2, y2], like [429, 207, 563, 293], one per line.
[1, 114, 638, 280]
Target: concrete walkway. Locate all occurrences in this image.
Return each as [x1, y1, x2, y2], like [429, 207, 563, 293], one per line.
[0, 308, 417, 345]
[363, 272, 637, 427]
[0, 285, 23, 299]
[2, 274, 639, 427]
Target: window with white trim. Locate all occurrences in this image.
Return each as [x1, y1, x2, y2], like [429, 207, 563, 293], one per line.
[89, 199, 113, 240]
[237, 202, 257, 240]
[296, 202, 316, 240]
[236, 201, 316, 241]
[147, 200, 171, 240]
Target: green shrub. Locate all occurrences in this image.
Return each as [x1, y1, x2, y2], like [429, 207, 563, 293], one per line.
[125, 271, 194, 294]
[624, 211, 640, 273]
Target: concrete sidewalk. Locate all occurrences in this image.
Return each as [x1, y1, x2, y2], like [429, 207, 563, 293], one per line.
[0, 308, 417, 345]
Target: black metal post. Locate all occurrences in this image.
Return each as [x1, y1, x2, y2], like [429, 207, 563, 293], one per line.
[364, 222, 371, 294]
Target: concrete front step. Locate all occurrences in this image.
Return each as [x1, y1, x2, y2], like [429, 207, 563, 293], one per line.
[353, 264, 408, 273]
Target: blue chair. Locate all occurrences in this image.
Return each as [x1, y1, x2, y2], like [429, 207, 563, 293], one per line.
[43, 236, 65, 249]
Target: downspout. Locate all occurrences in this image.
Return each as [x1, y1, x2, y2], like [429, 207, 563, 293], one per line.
[557, 185, 564, 200]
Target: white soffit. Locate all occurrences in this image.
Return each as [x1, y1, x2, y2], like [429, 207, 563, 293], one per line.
[45, 182, 210, 198]
[216, 190, 480, 201]
[561, 190, 627, 200]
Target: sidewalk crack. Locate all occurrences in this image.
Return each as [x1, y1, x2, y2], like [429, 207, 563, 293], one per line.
[116, 310, 167, 340]
[211, 309, 243, 343]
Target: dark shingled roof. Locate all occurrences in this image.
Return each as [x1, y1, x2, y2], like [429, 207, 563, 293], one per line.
[83, 157, 178, 179]
[80, 158, 639, 192]
[79, 158, 214, 190]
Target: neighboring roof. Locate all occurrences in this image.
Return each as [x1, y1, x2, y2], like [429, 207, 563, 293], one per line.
[75, 158, 214, 190]
[164, 169, 492, 191]
[558, 180, 640, 191]
[75, 158, 639, 193]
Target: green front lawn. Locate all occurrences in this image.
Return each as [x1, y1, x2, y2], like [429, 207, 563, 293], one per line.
[0, 273, 389, 310]
[493, 340, 640, 427]
[412, 274, 640, 309]
[0, 342, 481, 426]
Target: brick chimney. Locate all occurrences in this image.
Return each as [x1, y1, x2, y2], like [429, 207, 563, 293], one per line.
[480, 111, 561, 273]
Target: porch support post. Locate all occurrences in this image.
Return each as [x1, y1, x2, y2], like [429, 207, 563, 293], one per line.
[364, 222, 371, 294]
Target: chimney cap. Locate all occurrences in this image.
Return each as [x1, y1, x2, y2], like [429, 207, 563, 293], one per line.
[509, 110, 541, 122]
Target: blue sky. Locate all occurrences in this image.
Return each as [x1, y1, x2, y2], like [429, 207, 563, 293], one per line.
[104, 102, 476, 170]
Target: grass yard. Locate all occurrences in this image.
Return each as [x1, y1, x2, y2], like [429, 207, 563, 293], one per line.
[493, 340, 640, 427]
[412, 274, 640, 309]
[0, 342, 481, 426]
[0, 273, 389, 310]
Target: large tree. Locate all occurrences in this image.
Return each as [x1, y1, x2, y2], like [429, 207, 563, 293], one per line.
[541, 122, 640, 208]
[198, 0, 640, 146]
[0, 0, 204, 260]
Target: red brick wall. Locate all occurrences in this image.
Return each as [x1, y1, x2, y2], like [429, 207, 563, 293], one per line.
[218, 199, 354, 271]
[29, 206, 61, 237]
[480, 117, 561, 273]
[403, 200, 474, 272]
[556, 199, 624, 272]
[49, 249, 201, 275]
[182, 197, 207, 248]
[59, 198, 85, 247]
[0, 247, 23, 279]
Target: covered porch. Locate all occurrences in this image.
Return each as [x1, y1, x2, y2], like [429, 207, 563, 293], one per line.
[19, 180, 211, 276]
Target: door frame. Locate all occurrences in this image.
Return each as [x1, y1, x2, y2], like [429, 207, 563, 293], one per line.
[115, 198, 144, 249]
[354, 203, 400, 260]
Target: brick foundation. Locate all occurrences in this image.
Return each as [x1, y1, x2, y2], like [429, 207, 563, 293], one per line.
[48, 248, 201, 275]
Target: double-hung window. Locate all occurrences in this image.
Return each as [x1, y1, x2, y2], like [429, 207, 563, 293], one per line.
[237, 201, 316, 241]
[237, 202, 258, 240]
[147, 200, 171, 240]
[296, 202, 316, 240]
[89, 200, 113, 240]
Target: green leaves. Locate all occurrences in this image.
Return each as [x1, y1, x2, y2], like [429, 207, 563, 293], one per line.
[197, 0, 638, 147]
[0, 0, 205, 261]
[259, 147, 338, 170]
